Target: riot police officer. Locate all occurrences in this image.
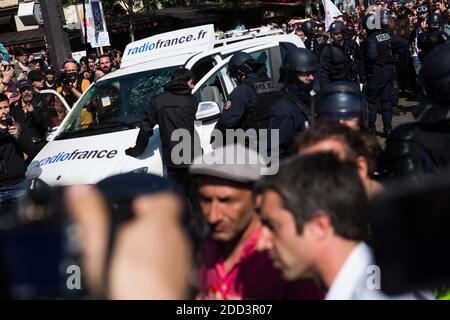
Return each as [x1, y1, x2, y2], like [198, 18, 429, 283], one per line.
[314, 81, 364, 130]
[215, 52, 282, 136]
[418, 13, 450, 62]
[272, 47, 317, 157]
[362, 13, 408, 136]
[319, 21, 365, 88]
[385, 43, 450, 180]
[301, 20, 319, 56]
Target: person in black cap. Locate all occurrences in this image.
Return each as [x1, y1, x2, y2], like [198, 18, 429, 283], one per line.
[385, 43, 450, 180]
[10, 79, 49, 152]
[314, 81, 364, 130]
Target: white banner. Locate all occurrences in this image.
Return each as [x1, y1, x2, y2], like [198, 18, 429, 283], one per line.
[72, 50, 87, 63]
[122, 24, 216, 68]
[323, 0, 343, 31]
[88, 0, 110, 48]
[76, 1, 110, 48]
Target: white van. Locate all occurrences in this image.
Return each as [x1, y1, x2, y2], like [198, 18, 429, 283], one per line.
[26, 24, 304, 186]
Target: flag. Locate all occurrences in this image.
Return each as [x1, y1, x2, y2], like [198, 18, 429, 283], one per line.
[322, 0, 343, 31]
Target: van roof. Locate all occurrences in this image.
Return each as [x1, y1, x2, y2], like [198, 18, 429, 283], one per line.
[100, 32, 303, 82]
[120, 24, 296, 69]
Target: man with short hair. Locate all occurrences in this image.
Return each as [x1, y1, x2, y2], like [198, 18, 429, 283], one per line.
[98, 54, 114, 74]
[0, 93, 35, 213]
[13, 49, 30, 80]
[254, 153, 432, 299]
[190, 144, 324, 300]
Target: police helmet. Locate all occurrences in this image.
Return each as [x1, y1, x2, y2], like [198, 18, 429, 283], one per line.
[315, 81, 363, 120]
[282, 47, 317, 74]
[427, 13, 442, 30]
[228, 52, 262, 79]
[422, 43, 450, 104]
[381, 10, 390, 26]
[329, 21, 346, 36]
[301, 20, 315, 36]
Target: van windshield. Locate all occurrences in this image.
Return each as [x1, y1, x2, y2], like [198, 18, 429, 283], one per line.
[56, 66, 178, 139]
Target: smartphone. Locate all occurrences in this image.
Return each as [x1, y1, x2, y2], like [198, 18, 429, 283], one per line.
[369, 172, 450, 295]
[5, 117, 14, 127]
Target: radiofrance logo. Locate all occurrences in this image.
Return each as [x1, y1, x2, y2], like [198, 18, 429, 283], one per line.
[38, 149, 118, 167]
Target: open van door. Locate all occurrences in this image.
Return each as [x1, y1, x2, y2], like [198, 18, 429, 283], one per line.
[40, 89, 71, 142]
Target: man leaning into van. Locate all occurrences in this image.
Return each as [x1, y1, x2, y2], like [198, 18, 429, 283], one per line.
[125, 68, 201, 192]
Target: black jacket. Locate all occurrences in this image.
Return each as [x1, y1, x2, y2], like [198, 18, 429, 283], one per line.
[385, 101, 450, 181]
[10, 98, 49, 143]
[129, 79, 200, 168]
[0, 123, 36, 187]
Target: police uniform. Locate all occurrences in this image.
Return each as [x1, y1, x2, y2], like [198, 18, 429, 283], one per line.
[319, 40, 364, 88]
[418, 30, 449, 62]
[362, 29, 407, 134]
[304, 36, 320, 57]
[215, 73, 308, 158]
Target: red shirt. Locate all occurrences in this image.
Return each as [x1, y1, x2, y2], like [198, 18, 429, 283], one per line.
[197, 226, 325, 300]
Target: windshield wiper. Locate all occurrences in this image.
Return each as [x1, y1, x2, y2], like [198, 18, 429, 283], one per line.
[55, 121, 138, 140]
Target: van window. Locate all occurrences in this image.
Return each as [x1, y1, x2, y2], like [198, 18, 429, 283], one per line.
[250, 49, 272, 79]
[197, 65, 228, 111]
[56, 66, 179, 139]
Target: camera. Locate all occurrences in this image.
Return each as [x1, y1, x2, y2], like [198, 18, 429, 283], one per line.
[61, 72, 78, 87]
[5, 115, 14, 127]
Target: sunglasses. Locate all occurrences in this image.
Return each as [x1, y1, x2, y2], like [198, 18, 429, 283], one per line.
[417, 6, 428, 13]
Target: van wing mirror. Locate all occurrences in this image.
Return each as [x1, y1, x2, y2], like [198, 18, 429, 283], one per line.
[196, 101, 221, 121]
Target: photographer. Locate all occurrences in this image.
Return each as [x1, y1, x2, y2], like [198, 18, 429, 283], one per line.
[0, 93, 35, 213]
[57, 59, 90, 108]
[10, 80, 49, 152]
[13, 49, 30, 80]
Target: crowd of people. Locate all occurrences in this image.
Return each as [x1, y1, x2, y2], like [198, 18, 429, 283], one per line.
[1, 0, 450, 300]
[0, 48, 123, 213]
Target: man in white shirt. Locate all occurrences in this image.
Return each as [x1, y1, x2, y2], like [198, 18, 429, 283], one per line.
[254, 153, 433, 300]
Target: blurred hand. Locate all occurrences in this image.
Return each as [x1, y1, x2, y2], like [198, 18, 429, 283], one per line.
[17, 72, 26, 81]
[8, 124, 19, 139]
[421, 20, 427, 29]
[23, 104, 34, 113]
[65, 185, 192, 300]
[108, 194, 192, 300]
[2, 67, 14, 84]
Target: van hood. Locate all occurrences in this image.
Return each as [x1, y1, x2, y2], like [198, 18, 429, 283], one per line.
[26, 129, 163, 186]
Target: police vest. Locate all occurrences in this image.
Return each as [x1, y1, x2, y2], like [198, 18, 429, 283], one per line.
[240, 78, 284, 131]
[419, 31, 449, 61]
[329, 42, 358, 82]
[374, 32, 394, 66]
